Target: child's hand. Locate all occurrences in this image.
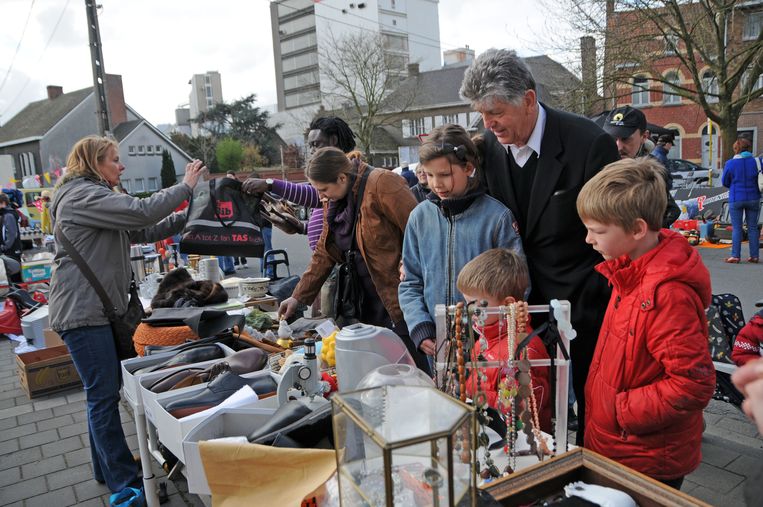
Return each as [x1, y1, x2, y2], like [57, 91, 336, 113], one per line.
[420, 338, 436, 356]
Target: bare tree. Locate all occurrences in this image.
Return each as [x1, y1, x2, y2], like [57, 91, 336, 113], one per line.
[319, 31, 417, 156]
[545, 0, 763, 160]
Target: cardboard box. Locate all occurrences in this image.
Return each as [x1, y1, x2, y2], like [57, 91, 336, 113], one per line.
[181, 407, 278, 495]
[21, 260, 53, 283]
[16, 345, 82, 398]
[484, 448, 710, 507]
[153, 371, 280, 463]
[42, 328, 64, 348]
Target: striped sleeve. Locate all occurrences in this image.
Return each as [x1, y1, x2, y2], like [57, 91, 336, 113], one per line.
[272, 180, 321, 208]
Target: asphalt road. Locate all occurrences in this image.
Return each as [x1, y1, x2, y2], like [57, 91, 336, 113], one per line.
[269, 227, 762, 319]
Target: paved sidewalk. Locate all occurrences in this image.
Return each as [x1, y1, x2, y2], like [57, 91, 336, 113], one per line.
[1, 339, 762, 506]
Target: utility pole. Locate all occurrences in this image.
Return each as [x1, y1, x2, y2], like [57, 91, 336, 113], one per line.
[85, 0, 110, 136]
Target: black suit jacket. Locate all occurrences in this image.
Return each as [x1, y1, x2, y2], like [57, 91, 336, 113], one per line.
[481, 105, 620, 351]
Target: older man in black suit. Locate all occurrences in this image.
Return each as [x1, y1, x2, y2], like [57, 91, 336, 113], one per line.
[461, 49, 620, 445]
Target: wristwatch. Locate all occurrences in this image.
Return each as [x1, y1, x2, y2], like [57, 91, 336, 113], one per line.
[266, 178, 274, 192]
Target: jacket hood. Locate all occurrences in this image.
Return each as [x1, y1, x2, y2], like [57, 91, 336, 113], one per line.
[596, 229, 711, 309]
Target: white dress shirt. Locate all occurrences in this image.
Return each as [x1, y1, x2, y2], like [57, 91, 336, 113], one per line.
[502, 103, 547, 168]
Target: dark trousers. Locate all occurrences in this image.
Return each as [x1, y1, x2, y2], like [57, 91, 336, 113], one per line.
[660, 476, 684, 490]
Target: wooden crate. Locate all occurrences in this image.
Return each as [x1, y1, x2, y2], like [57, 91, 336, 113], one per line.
[483, 448, 710, 507]
[16, 345, 82, 398]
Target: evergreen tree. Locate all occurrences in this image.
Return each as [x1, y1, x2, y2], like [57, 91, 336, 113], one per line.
[160, 149, 176, 189]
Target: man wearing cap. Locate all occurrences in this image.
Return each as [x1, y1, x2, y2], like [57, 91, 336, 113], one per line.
[461, 48, 619, 445]
[603, 106, 680, 226]
[651, 134, 674, 169]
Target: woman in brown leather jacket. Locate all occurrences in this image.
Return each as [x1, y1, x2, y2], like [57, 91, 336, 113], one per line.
[279, 147, 425, 367]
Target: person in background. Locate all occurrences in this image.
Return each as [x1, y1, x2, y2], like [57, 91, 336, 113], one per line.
[731, 308, 763, 367]
[410, 164, 430, 203]
[602, 106, 679, 225]
[0, 193, 22, 284]
[400, 162, 418, 187]
[48, 135, 205, 497]
[578, 157, 714, 489]
[722, 137, 760, 264]
[40, 190, 53, 234]
[650, 134, 674, 167]
[223, 171, 248, 271]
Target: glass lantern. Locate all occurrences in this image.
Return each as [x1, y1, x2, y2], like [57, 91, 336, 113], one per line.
[331, 385, 477, 507]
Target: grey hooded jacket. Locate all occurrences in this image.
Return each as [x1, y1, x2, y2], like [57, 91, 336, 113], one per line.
[48, 175, 191, 332]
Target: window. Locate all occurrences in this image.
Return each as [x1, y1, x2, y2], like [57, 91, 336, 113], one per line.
[284, 88, 320, 108]
[134, 178, 145, 193]
[156, 145, 162, 153]
[146, 145, 154, 155]
[411, 118, 426, 136]
[282, 51, 318, 72]
[442, 114, 458, 125]
[19, 152, 36, 177]
[382, 33, 408, 52]
[664, 34, 679, 55]
[128, 146, 135, 156]
[743, 11, 763, 41]
[279, 14, 316, 36]
[137, 145, 145, 155]
[122, 179, 131, 193]
[702, 70, 719, 103]
[148, 177, 159, 191]
[283, 70, 320, 91]
[663, 72, 681, 104]
[632, 77, 649, 106]
[280, 31, 317, 55]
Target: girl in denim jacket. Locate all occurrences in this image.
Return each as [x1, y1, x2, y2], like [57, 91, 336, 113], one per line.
[399, 124, 525, 360]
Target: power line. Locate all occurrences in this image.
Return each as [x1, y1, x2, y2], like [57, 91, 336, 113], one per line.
[0, 0, 37, 95]
[0, 0, 72, 120]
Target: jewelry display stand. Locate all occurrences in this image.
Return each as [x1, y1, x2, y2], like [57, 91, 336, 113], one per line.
[434, 299, 573, 473]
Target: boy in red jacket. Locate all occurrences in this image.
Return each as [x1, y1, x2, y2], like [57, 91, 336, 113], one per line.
[732, 309, 763, 366]
[577, 158, 715, 489]
[457, 248, 552, 433]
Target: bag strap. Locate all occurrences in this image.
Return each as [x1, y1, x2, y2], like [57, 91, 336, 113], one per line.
[754, 156, 762, 173]
[55, 222, 118, 318]
[349, 165, 372, 251]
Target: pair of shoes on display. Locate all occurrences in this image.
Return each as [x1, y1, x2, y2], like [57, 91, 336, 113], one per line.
[725, 257, 741, 264]
[567, 406, 579, 432]
[748, 257, 759, 263]
[149, 348, 269, 393]
[164, 370, 278, 418]
[248, 399, 333, 449]
[136, 345, 226, 374]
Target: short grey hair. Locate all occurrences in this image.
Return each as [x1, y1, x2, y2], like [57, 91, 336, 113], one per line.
[460, 48, 536, 108]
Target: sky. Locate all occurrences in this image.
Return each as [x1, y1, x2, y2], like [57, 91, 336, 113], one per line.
[0, 0, 574, 128]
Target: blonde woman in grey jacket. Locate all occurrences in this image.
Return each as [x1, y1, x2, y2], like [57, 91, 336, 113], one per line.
[48, 135, 205, 495]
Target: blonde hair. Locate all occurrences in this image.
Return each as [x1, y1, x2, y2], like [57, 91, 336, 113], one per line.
[577, 157, 666, 232]
[457, 248, 529, 301]
[65, 135, 119, 184]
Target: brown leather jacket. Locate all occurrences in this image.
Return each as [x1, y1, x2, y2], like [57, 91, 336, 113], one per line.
[292, 163, 416, 323]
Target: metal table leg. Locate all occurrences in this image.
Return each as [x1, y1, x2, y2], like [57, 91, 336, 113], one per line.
[135, 411, 160, 507]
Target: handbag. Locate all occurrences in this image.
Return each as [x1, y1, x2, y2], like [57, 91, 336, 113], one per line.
[180, 177, 265, 257]
[333, 167, 371, 326]
[55, 224, 143, 360]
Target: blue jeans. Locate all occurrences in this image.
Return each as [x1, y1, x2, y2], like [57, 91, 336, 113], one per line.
[60, 325, 138, 493]
[260, 226, 274, 278]
[729, 199, 761, 259]
[218, 256, 235, 274]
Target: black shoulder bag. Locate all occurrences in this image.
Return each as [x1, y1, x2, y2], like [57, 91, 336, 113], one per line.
[333, 167, 371, 326]
[55, 224, 143, 360]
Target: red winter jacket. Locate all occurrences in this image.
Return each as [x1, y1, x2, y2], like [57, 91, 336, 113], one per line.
[732, 310, 763, 366]
[584, 230, 715, 480]
[464, 319, 552, 433]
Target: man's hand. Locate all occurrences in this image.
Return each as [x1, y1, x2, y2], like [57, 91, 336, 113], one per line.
[420, 338, 436, 356]
[278, 297, 300, 320]
[242, 178, 268, 195]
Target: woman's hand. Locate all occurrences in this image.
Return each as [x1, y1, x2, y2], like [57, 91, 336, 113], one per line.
[278, 297, 300, 320]
[242, 178, 268, 195]
[420, 338, 436, 356]
[182, 159, 207, 189]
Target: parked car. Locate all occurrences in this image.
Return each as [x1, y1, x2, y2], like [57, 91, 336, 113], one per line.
[666, 159, 719, 189]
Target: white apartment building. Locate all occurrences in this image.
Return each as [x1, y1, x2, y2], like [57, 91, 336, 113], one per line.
[188, 71, 223, 136]
[269, 0, 441, 144]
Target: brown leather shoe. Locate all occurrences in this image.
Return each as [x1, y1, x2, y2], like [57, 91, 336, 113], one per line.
[748, 257, 759, 263]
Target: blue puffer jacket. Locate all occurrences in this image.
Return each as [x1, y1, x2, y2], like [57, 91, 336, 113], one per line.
[722, 154, 761, 203]
[399, 189, 524, 349]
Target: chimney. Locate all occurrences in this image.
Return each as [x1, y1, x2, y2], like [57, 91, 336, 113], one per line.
[47, 86, 63, 100]
[443, 47, 475, 67]
[580, 36, 598, 115]
[407, 63, 420, 77]
[104, 74, 127, 127]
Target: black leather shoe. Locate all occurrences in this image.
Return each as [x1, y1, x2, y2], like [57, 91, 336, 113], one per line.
[164, 371, 277, 418]
[248, 400, 333, 448]
[136, 345, 225, 374]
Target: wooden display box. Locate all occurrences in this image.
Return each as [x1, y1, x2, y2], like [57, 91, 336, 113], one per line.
[16, 345, 82, 398]
[483, 448, 710, 507]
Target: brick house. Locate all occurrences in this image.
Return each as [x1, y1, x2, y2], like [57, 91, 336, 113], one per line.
[604, 1, 763, 167]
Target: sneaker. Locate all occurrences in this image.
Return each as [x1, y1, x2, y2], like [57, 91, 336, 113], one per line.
[725, 257, 740, 264]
